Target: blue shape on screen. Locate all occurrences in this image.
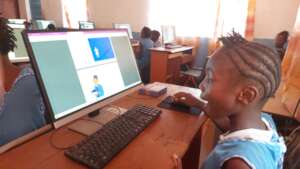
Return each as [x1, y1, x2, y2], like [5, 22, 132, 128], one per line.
[88, 37, 115, 61]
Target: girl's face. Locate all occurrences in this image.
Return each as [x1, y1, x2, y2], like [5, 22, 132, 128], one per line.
[199, 52, 243, 119]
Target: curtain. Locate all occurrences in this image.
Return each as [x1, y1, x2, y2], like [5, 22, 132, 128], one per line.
[62, 0, 88, 28]
[208, 0, 252, 55]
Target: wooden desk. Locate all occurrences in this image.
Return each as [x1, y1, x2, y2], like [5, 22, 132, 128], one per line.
[263, 83, 293, 118]
[0, 83, 207, 169]
[150, 47, 195, 83]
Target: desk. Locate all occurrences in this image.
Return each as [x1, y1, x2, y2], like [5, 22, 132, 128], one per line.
[131, 42, 140, 57]
[263, 83, 293, 118]
[150, 47, 195, 83]
[0, 83, 207, 169]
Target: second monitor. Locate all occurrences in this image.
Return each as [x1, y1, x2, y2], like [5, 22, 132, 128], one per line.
[113, 23, 134, 40]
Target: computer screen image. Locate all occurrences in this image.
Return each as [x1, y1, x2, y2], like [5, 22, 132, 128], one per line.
[113, 23, 133, 39]
[33, 20, 55, 30]
[23, 29, 142, 128]
[161, 25, 176, 45]
[7, 23, 30, 63]
[79, 21, 95, 29]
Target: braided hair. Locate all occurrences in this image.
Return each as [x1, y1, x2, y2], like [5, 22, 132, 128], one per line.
[218, 31, 281, 101]
[0, 17, 17, 55]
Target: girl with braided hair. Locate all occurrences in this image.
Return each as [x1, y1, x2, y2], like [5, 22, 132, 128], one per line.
[0, 17, 45, 146]
[172, 31, 286, 169]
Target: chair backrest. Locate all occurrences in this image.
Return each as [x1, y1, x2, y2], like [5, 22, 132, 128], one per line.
[284, 126, 300, 169]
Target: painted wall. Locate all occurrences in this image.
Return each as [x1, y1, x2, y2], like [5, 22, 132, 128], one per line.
[40, 0, 63, 27]
[87, 0, 149, 32]
[254, 0, 300, 39]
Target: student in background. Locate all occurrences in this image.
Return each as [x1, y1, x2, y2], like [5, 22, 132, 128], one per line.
[151, 30, 161, 47]
[0, 17, 46, 146]
[138, 26, 153, 84]
[46, 23, 56, 31]
[275, 30, 289, 61]
[172, 32, 286, 169]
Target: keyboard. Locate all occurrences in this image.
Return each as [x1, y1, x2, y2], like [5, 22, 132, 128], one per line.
[64, 104, 161, 169]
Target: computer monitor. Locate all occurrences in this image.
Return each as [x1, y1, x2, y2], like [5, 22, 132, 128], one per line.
[33, 20, 55, 30]
[7, 23, 30, 63]
[113, 23, 133, 39]
[22, 29, 142, 128]
[79, 21, 95, 29]
[161, 25, 176, 45]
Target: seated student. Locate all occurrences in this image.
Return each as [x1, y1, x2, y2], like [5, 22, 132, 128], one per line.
[0, 17, 46, 146]
[138, 26, 153, 84]
[151, 30, 161, 47]
[172, 31, 286, 169]
[275, 31, 289, 61]
[46, 23, 56, 31]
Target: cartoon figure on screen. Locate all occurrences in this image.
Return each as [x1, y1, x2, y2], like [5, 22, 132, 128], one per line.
[94, 47, 100, 59]
[91, 75, 104, 98]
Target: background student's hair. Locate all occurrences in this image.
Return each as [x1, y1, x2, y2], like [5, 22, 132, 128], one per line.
[140, 26, 151, 39]
[0, 17, 17, 55]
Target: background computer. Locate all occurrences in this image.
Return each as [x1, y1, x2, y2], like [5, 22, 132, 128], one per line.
[113, 23, 134, 40]
[33, 20, 55, 30]
[161, 25, 181, 49]
[23, 29, 142, 128]
[78, 21, 95, 29]
[7, 21, 30, 63]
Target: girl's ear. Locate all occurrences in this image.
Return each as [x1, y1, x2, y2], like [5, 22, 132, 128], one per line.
[237, 86, 258, 105]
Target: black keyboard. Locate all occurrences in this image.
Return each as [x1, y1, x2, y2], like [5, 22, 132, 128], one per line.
[64, 104, 161, 169]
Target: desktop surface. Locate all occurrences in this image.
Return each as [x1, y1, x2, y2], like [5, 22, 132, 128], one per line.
[0, 83, 207, 169]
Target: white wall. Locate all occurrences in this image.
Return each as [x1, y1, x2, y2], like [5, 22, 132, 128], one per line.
[87, 0, 149, 32]
[254, 0, 300, 39]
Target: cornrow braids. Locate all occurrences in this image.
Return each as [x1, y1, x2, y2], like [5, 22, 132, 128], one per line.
[0, 17, 17, 55]
[219, 31, 281, 100]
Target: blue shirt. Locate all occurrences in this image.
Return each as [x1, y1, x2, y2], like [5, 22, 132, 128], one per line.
[201, 114, 286, 169]
[0, 67, 46, 146]
[138, 38, 153, 69]
[92, 84, 104, 98]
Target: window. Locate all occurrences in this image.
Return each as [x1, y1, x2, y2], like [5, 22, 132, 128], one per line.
[62, 0, 88, 28]
[148, 0, 249, 38]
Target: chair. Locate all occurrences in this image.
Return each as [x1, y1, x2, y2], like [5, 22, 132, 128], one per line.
[180, 56, 208, 88]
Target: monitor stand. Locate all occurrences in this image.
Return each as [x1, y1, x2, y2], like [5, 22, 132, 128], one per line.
[68, 106, 128, 136]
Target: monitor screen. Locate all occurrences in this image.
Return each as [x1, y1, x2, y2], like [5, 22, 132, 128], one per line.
[8, 19, 26, 25]
[161, 25, 176, 44]
[7, 23, 29, 63]
[79, 21, 95, 29]
[23, 29, 142, 127]
[34, 20, 55, 30]
[113, 24, 133, 39]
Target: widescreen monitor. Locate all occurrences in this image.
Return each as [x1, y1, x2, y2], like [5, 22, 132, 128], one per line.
[7, 23, 29, 63]
[22, 29, 142, 128]
[33, 20, 55, 30]
[161, 25, 176, 44]
[79, 21, 95, 29]
[113, 23, 133, 39]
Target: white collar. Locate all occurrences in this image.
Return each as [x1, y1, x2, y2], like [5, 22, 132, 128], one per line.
[219, 118, 274, 143]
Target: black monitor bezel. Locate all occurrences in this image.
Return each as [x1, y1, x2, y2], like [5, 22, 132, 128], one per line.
[22, 29, 142, 127]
